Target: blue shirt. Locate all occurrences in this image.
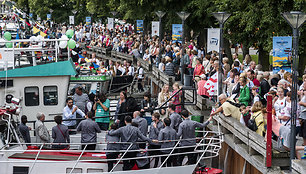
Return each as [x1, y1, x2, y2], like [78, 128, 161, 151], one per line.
[63, 105, 85, 126]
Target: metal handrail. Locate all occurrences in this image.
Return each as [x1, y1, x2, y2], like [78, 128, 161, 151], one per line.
[110, 143, 133, 172]
[29, 144, 43, 174]
[69, 144, 87, 174]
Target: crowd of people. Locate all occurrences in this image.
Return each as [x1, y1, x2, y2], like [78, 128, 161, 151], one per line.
[16, 22, 306, 172]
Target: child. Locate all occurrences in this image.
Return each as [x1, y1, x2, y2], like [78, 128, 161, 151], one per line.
[240, 105, 251, 126]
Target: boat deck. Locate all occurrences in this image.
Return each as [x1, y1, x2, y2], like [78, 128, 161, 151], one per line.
[9, 151, 107, 162]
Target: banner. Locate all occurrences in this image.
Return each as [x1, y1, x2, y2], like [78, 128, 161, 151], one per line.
[207, 28, 220, 53]
[86, 17, 91, 25]
[0, 50, 15, 70]
[37, 15, 41, 21]
[272, 36, 292, 73]
[69, 16, 74, 25]
[151, 21, 159, 37]
[47, 14, 51, 20]
[107, 18, 114, 30]
[40, 31, 47, 38]
[136, 20, 143, 33]
[29, 13, 33, 18]
[172, 24, 183, 43]
[33, 27, 40, 34]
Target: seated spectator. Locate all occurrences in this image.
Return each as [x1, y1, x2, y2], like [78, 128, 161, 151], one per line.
[197, 74, 209, 98]
[143, 49, 150, 61]
[211, 94, 242, 121]
[247, 70, 260, 87]
[159, 57, 166, 72]
[239, 105, 251, 126]
[158, 84, 170, 119]
[52, 116, 70, 149]
[250, 101, 265, 136]
[164, 56, 175, 76]
[193, 58, 205, 79]
[237, 76, 251, 106]
[223, 57, 231, 77]
[271, 114, 306, 159]
[171, 82, 182, 113]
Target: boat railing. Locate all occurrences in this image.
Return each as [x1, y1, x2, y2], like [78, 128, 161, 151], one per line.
[0, 131, 223, 166]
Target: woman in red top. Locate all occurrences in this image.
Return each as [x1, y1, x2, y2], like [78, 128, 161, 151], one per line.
[193, 58, 205, 78]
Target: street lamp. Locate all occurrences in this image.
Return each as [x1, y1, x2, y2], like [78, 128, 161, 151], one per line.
[212, 12, 231, 96]
[155, 11, 166, 65]
[281, 11, 306, 166]
[111, 11, 117, 17]
[176, 11, 190, 85]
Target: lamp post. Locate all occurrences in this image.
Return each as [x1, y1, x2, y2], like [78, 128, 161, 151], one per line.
[49, 9, 54, 28]
[111, 11, 117, 17]
[176, 11, 190, 85]
[281, 11, 306, 167]
[212, 12, 231, 96]
[155, 11, 166, 65]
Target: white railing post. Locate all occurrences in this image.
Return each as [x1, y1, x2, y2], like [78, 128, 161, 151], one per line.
[159, 138, 182, 168]
[110, 143, 133, 172]
[29, 144, 44, 174]
[69, 144, 88, 174]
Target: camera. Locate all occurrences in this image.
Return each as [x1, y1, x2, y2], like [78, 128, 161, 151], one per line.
[95, 98, 99, 102]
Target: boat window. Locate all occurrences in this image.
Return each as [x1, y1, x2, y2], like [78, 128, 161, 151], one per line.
[66, 168, 82, 173]
[43, 86, 58, 105]
[13, 166, 29, 174]
[24, 87, 39, 106]
[87, 168, 103, 173]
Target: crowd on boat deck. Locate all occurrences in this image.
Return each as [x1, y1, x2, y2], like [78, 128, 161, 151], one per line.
[17, 22, 306, 170]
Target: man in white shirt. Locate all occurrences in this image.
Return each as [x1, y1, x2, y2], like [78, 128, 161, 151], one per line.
[136, 61, 144, 92]
[63, 97, 85, 134]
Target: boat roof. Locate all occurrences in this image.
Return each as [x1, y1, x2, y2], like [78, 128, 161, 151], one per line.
[0, 59, 77, 78]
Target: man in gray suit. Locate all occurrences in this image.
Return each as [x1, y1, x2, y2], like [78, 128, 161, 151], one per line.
[108, 116, 156, 171]
[35, 113, 51, 148]
[177, 110, 212, 165]
[132, 111, 148, 149]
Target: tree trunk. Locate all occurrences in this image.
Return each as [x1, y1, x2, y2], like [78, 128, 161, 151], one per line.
[241, 43, 249, 61]
[258, 45, 270, 71]
[224, 38, 233, 65]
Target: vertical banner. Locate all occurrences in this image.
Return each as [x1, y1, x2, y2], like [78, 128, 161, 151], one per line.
[37, 15, 41, 21]
[69, 16, 74, 25]
[151, 21, 159, 37]
[108, 18, 114, 30]
[273, 36, 292, 73]
[207, 28, 220, 53]
[47, 14, 51, 20]
[86, 17, 91, 25]
[29, 13, 33, 18]
[136, 20, 143, 33]
[172, 24, 183, 43]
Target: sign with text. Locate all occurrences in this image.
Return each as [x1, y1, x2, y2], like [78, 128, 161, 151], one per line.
[107, 18, 114, 30]
[86, 17, 91, 25]
[47, 14, 51, 20]
[69, 16, 74, 25]
[272, 36, 292, 73]
[151, 21, 159, 37]
[172, 24, 183, 43]
[136, 20, 143, 33]
[207, 28, 220, 53]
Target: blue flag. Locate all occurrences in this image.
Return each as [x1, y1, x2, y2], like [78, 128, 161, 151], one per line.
[15, 29, 19, 39]
[93, 62, 100, 68]
[78, 54, 84, 58]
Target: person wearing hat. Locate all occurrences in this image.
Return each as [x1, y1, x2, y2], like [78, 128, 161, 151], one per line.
[176, 110, 212, 165]
[197, 74, 209, 98]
